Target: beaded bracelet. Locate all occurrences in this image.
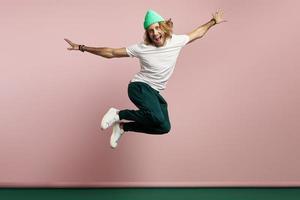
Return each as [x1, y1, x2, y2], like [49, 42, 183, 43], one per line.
[211, 18, 217, 25]
[79, 45, 85, 52]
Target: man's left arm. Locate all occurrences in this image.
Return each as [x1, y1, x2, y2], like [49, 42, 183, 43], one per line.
[186, 9, 227, 44]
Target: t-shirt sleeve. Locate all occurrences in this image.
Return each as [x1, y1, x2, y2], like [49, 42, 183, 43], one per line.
[182, 34, 190, 46]
[174, 34, 190, 47]
[126, 44, 139, 58]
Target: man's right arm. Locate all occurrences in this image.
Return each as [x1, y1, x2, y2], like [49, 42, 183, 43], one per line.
[82, 46, 129, 59]
[65, 39, 130, 58]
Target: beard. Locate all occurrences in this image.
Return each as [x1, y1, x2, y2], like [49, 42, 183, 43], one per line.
[151, 34, 166, 47]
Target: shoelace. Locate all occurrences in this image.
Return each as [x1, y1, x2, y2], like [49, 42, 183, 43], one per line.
[107, 115, 117, 127]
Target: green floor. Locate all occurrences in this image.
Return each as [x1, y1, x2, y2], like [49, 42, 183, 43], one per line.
[1, 188, 300, 200]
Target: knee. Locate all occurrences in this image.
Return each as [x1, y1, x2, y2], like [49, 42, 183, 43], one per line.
[150, 112, 165, 126]
[149, 112, 171, 134]
[159, 122, 171, 134]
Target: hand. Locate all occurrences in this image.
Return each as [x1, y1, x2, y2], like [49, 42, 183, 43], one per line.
[212, 9, 227, 24]
[64, 38, 80, 50]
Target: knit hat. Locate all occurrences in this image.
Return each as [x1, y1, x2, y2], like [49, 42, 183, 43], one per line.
[143, 9, 165, 30]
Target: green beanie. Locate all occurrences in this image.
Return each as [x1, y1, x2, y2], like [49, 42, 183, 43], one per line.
[143, 9, 165, 30]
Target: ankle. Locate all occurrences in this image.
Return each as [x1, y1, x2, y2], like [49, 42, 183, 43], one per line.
[120, 122, 124, 129]
[117, 111, 122, 121]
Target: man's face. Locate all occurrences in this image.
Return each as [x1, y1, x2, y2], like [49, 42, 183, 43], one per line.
[147, 23, 166, 47]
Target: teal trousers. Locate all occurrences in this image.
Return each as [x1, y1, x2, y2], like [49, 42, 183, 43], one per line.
[118, 81, 171, 134]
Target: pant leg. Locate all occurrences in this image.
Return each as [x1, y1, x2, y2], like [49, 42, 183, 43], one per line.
[122, 121, 169, 134]
[119, 81, 165, 126]
[119, 81, 171, 134]
[122, 100, 171, 134]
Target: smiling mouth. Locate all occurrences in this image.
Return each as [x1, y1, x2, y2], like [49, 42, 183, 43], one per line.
[154, 35, 162, 43]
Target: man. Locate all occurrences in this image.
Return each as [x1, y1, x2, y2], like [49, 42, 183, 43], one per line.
[65, 9, 226, 149]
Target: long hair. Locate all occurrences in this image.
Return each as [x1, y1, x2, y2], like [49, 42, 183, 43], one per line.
[143, 18, 173, 45]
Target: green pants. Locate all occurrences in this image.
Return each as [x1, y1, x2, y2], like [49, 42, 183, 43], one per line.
[118, 81, 171, 134]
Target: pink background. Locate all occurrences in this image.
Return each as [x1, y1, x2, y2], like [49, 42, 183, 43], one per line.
[1, 0, 299, 187]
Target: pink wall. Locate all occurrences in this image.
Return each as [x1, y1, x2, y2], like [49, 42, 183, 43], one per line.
[0, 0, 299, 187]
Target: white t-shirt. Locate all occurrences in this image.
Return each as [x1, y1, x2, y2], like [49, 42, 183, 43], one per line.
[126, 34, 190, 91]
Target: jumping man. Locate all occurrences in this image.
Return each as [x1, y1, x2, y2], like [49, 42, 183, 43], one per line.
[65, 9, 226, 149]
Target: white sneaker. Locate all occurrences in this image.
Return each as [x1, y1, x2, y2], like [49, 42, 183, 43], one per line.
[101, 107, 120, 130]
[110, 122, 125, 149]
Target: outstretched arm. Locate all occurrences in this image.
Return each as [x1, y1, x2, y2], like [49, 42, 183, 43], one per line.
[64, 38, 129, 59]
[186, 9, 227, 44]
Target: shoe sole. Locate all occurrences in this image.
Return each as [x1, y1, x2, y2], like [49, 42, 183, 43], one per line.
[101, 108, 116, 130]
[110, 123, 121, 149]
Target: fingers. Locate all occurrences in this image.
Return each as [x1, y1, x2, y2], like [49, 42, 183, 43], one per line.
[213, 8, 226, 23]
[65, 38, 76, 50]
[64, 38, 73, 46]
[212, 9, 222, 18]
[215, 8, 224, 16]
[64, 38, 71, 43]
[218, 20, 227, 24]
[216, 8, 223, 13]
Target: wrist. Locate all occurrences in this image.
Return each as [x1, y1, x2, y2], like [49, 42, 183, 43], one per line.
[210, 18, 217, 25]
[79, 45, 86, 52]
